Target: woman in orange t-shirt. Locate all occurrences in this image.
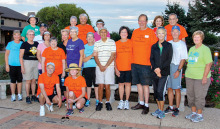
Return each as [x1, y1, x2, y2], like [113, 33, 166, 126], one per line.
[64, 63, 87, 116]
[115, 26, 132, 110]
[65, 16, 78, 39]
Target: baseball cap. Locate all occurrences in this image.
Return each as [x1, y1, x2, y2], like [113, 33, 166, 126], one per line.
[172, 26, 180, 31]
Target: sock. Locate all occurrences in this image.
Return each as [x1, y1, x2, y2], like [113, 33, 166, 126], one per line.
[125, 100, 128, 102]
[144, 103, 149, 107]
[197, 114, 203, 117]
[139, 101, 144, 105]
[105, 101, 110, 104]
[169, 106, 173, 109]
[100, 101, 103, 103]
[120, 100, 123, 102]
[40, 105, 44, 109]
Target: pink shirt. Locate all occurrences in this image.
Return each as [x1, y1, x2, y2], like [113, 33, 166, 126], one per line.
[94, 31, 110, 41]
[37, 43, 48, 69]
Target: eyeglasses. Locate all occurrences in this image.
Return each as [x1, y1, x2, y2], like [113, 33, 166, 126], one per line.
[28, 34, 35, 36]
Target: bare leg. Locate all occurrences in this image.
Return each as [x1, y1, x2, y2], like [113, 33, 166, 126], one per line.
[25, 80, 31, 97]
[159, 101, 165, 111]
[175, 89, 181, 108]
[68, 91, 76, 109]
[156, 99, 160, 109]
[87, 87, 92, 100]
[10, 83, 16, 95]
[39, 93, 46, 106]
[143, 85, 149, 104]
[31, 79, 36, 96]
[197, 109, 202, 114]
[76, 98, 86, 109]
[17, 83, 22, 94]
[118, 83, 124, 100]
[137, 84, 144, 102]
[168, 88, 174, 106]
[125, 83, 131, 101]
[94, 87, 99, 100]
[98, 84, 104, 102]
[105, 84, 111, 101]
[52, 95, 60, 104]
[191, 106, 196, 112]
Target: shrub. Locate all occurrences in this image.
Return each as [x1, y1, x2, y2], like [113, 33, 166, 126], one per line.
[0, 65, 10, 80]
[209, 64, 220, 103]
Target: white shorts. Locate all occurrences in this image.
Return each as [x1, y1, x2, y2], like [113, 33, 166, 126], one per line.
[96, 66, 115, 84]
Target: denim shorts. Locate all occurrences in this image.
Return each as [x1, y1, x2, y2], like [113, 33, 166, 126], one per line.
[131, 64, 152, 85]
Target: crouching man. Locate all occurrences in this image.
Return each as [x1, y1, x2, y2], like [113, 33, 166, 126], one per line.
[37, 62, 62, 116]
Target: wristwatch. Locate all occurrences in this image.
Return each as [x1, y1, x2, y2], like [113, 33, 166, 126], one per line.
[177, 69, 181, 72]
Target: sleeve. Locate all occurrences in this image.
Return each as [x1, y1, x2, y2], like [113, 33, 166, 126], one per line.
[38, 75, 43, 84]
[81, 77, 87, 87]
[181, 42, 188, 60]
[181, 26, 188, 38]
[204, 47, 213, 64]
[6, 42, 11, 50]
[21, 26, 27, 37]
[20, 42, 25, 49]
[111, 41, 116, 52]
[42, 48, 47, 57]
[55, 75, 60, 84]
[93, 42, 98, 52]
[151, 31, 158, 45]
[64, 78, 69, 87]
[79, 41, 85, 50]
[131, 30, 135, 42]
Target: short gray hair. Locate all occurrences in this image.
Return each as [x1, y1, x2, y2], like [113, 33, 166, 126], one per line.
[61, 29, 70, 34]
[168, 13, 178, 19]
[87, 32, 94, 38]
[49, 37, 58, 43]
[26, 29, 35, 35]
[79, 13, 88, 20]
[70, 16, 77, 22]
[13, 30, 20, 35]
[70, 26, 79, 33]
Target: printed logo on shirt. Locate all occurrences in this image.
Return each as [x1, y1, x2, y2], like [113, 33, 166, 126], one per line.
[188, 52, 199, 64]
[35, 28, 38, 31]
[29, 47, 37, 56]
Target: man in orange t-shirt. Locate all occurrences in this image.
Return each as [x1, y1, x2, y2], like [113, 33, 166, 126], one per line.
[131, 14, 157, 115]
[37, 62, 62, 116]
[165, 13, 188, 42]
[77, 13, 95, 45]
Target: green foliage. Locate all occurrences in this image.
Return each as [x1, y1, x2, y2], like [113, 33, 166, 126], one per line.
[0, 65, 10, 80]
[203, 33, 219, 45]
[36, 4, 91, 43]
[110, 29, 134, 42]
[209, 65, 220, 103]
[0, 53, 5, 66]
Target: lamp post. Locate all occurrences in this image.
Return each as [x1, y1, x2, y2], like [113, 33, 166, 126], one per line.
[214, 51, 219, 65]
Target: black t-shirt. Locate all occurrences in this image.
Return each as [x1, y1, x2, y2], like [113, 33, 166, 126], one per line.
[58, 42, 67, 54]
[20, 41, 39, 60]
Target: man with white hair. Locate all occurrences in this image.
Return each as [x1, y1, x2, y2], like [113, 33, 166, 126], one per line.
[164, 26, 188, 117]
[77, 13, 95, 45]
[37, 62, 62, 116]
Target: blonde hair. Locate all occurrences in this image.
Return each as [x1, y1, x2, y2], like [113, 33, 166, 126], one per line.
[156, 27, 167, 36]
[192, 30, 204, 40]
[153, 15, 164, 27]
[26, 29, 35, 35]
[61, 29, 69, 34]
[13, 30, 21, 35]
[68, 69, 81, 77]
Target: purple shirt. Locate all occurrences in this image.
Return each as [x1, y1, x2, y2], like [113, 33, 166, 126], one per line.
[94, 31, 110, 41]
[66, 38, 85, 67]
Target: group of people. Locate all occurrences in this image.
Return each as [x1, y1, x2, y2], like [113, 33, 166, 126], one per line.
[4, 12, 212, 123]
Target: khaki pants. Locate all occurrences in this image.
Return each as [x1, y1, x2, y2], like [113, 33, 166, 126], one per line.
[186, 77, 211, 110]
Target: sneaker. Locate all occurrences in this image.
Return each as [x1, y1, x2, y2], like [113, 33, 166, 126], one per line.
[17, 94, 22, 101]
[164, 106, 174, 114]
[39, 106, 45, 116]
[11, 94, 16, 102]
[172, 108, 179, 117]
[85, 100, 90, 107]
[131, 103, 145, 110]
[106, 102, 112, 111]
[141, 106, 149, 114]
[185, 112, 197, 120]
[31, 95, 39, 102]
[72, 103, 76, 109]
[157, 111, 165, 119]
[66, 109, 74, 116]
[191, 114, 204, 123]
[79, 108, 84, 113]
[124, 101, 129, 110]
[96, 102, 103, 111]
[26, 96, 32, 104]
[117, 100, 124, 110]
[96, 99, 99, 106]
[151, 109, 160, 116]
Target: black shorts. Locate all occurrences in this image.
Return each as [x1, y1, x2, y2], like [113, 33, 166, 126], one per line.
[82, 67, 98, 87]
[131, 64, 152, 85]
[152, 76, 169, 101]
[118, 71, 131, 83]
[48, 93, 56, 102]
[9, 66, 23, 83]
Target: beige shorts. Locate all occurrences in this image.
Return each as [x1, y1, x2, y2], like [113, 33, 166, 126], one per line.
[96, 66, 115, 85]
[23, 60, 38, 80]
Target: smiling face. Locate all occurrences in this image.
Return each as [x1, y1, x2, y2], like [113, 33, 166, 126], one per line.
[70, 18, 77, 26]
[69, 69, 78, 76]
[80, 16, 87, 25]
[155, 18, 162, 28]
[193, 35, 203, 45]
[44, 34, 50, 41]
[100, 29, 107, 40]
[62, 31, 69, 41]
[168, 15, 178, 26]
[96, 22, 104, 30]
[157, 29, 166, 40]
[13, 33, 21, 41]
[171, 29, 180, 40]
[29, 17, 36, 25]
[50, 39, 57, 49]
[120, 29, 128, 40]
[138, 16, 147, 29]
[27, 31, 35, 41]
[87, 34, 94, 44]
[70, 29, 78, 39]
[46, 65, 55, 75]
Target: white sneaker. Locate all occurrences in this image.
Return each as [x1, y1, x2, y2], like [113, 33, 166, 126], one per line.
[117, 100, 124, 110]
[17, 94, 22, 101]
[40, 106, 45, 116]
[45, 103, 53, 112]
[124, 101, 129, 110]
[11, 94, 16, 102]
[73, 103, 76, 109]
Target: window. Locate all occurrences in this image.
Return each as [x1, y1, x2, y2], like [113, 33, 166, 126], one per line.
[1, 20, 4, 25]
[19, 22, 22, 27]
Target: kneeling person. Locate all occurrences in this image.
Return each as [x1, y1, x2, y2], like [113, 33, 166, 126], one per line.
[37, 62, 62, 116]
[65, 63, 87, 116]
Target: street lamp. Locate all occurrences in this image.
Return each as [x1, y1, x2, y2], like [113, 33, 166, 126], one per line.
[214, 51, 219, 65]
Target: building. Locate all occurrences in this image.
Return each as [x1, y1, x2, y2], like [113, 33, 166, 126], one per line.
[0, 6, 28, 50]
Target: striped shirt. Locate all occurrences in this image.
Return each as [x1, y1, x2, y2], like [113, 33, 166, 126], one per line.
[94, 38, 116, 66]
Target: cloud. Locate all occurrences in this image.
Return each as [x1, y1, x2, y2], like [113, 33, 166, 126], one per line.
[0, 0, 17, 4]
[119, 16, 137, 20]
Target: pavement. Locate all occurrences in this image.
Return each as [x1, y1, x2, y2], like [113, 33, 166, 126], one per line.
[0, 97, 219, 129]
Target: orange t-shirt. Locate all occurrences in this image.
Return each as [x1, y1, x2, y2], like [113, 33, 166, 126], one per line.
[131, 28, 157, 65]
[64, 26, 72, 39]
[165, 23, 188, 41]
[115, 39, 132, 71]
[42, 47, 66, 75]
[64, 76, 88, 99]
[37, 72, 59, 96]
[77, 24, 95, 45]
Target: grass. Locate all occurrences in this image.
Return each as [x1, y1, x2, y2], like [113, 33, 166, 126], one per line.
[0, 53, 5, 66]
[215, 103, 220, 109]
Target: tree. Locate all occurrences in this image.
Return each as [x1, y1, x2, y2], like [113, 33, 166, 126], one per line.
[36, 4, 92, 42]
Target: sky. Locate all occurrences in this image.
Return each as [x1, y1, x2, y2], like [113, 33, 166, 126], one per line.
[0, 0, 190, 32]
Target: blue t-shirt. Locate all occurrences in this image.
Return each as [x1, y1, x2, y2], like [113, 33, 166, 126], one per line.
[84, 44, 97, 68]
[66, 38, 85, 67]
[6, 41, 23, 66]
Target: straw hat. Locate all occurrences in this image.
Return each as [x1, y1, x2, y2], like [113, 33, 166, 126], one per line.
[65, 63, 82, 77]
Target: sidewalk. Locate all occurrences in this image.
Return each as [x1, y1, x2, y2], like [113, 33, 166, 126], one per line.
[0, 97, 219, 129]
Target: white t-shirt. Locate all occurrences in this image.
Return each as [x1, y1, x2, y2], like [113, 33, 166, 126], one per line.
[34, 35, 44, 44]
[169, 40, 188, 65]
[94, 38, 116, 66]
